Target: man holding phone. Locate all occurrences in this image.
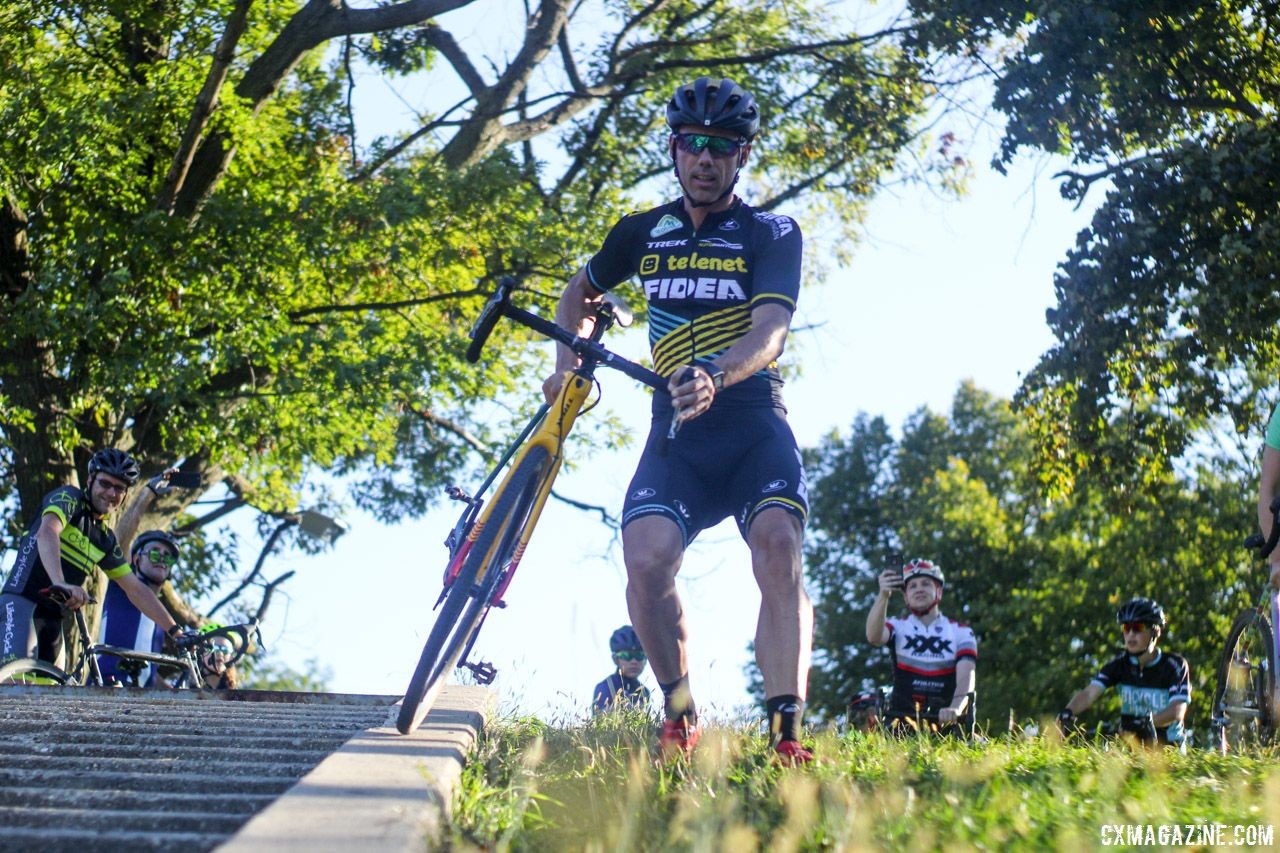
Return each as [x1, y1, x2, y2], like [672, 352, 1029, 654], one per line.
[865, 557, 977, 733]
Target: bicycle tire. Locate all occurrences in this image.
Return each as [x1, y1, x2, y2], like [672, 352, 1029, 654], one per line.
[0, 658, 73, 686]
[1212, 609, 1276, 751]
[397, 445, 552, 734]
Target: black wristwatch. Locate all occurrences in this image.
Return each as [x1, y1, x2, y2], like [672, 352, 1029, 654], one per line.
[699, 362, 726, 393]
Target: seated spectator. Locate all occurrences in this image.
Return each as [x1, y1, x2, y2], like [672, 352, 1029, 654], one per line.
[865, 558, 977, 734]
[1057, 597, 1190, 746]
[592, 625, 652, 714]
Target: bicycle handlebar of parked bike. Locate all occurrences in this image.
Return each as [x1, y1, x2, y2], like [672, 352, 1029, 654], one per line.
[466, 276, 666, 391]
[1243, 495, 1280, 559]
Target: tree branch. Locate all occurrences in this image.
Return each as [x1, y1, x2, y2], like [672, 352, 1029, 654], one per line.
[155, 0, 254, 214]
[287, 287, 486, 322]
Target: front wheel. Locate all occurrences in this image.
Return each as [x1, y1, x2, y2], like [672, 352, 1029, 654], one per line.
[0, 658, 73, 686]
[397, 446, 551, 734]
[1212, 609, 1276, 752]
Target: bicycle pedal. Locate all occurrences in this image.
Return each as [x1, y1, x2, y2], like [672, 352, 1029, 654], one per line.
[464, 661, 498, 684]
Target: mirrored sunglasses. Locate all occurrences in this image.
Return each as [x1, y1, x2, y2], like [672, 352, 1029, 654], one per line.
[674, 132, 744, 158]
[146, 549, 178, 567]
[615, 650, 647, 662]
[1121, 622, 1150, 635]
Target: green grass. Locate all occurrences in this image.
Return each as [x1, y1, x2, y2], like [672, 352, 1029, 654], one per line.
[448, 713, 1280, 851]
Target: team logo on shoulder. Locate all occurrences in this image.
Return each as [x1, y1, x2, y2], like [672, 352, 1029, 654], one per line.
[650, 214, 683, 237]
[673, 499, 690, 519]
[719, 219, 740, 231]
[631, 487, 656, 500]
[762, 479, 787, 493]
[753, 211, 794, 239]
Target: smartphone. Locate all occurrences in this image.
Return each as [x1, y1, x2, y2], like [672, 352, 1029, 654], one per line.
[168, 471, 202, 489]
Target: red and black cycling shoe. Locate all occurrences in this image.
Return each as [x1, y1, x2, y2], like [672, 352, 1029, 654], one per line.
[658, 718, 700, 760]
[773, 739, 814, 766]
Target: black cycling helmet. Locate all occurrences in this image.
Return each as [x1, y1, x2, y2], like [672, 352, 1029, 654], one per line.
[666, 77, 760, 140]
[131, 530, 181, 561]
[1116, 597, 1166, 628]
[87, 448, 141, 485]
[609, 625, 642, 653]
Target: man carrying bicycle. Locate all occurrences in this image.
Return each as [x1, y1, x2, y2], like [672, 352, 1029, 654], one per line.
[865, 559, 977, 735]
[1258, 403, 1280, 589]
[592, 625, 652, 714]
[1057, 598, 1190, 746]
[545, 78, 813, 763]
[0, 449, 188, 667]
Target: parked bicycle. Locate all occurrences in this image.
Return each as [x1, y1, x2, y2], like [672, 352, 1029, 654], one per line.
[0, 588, 259, 689]
[1210, 496, 1280, 752]
[397, 276, 665, 734]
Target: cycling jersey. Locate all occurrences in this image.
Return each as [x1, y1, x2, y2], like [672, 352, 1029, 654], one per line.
[2, 485, 130, 607]
[592, 671, 651, 714]
[585, 198, 802, 418]
[1267, 405, 1280, 451]
[98, 579, 165, 686]
[884, 613, 978, 715]
[1091, 650, 1191, 744]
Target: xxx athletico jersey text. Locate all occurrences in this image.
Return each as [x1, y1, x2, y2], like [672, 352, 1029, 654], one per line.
[585, 199, 802, 416]
[2, 486, 129, 602]
[885, 613, 978, 714]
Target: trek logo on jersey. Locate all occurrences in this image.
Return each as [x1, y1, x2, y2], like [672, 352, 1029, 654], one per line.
[631, 487, 657, 500]
[650, 214, 683, 237]
[762, 479, 787, 493]
[697, 237, 743, 251]
[643, 276, 747, 301]
[647, 239, 688, 249]
[903, 635, 953, 655]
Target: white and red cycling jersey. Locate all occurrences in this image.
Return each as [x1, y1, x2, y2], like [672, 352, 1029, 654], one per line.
[885, 613, 977, 715]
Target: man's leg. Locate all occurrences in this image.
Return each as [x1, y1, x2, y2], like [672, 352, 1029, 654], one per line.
[748, 507, 811, 698]
[622, 515, 698, 751]
[748, 507, 813, 761]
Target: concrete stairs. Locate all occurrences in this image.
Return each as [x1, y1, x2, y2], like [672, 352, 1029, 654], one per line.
[0, 685, 492, 851]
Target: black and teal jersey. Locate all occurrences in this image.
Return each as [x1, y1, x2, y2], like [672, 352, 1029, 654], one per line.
[585, 198, 802, 417]
[2, 486, 129, 604]
[1091, 650, 1191, 743]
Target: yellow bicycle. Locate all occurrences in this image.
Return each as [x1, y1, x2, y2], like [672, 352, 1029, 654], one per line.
[397, 277, 664, 734]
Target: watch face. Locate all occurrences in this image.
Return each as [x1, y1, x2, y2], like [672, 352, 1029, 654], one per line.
[710, 369, 725, 391]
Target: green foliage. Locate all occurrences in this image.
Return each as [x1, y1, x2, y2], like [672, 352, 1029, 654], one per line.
[904, 0, 1280, 491]
[451, 715, 1280, 849]
[802, 381, 1256, 730]
[0, 0, 966, 563]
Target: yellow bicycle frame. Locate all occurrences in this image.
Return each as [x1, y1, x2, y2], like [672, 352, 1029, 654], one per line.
[461, 370, 597, 586]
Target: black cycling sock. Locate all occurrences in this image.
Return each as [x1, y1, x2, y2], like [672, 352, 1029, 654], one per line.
[767, 694, 805, 743]
[659, 676, 697, 724]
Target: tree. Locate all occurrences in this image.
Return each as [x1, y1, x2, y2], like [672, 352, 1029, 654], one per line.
[1, 0, 972, 605]
[803, 381, 1252, 729]
[903, 0, 1280, 493]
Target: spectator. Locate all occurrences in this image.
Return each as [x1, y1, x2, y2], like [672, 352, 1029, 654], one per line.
[592, 625, 652, 714]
